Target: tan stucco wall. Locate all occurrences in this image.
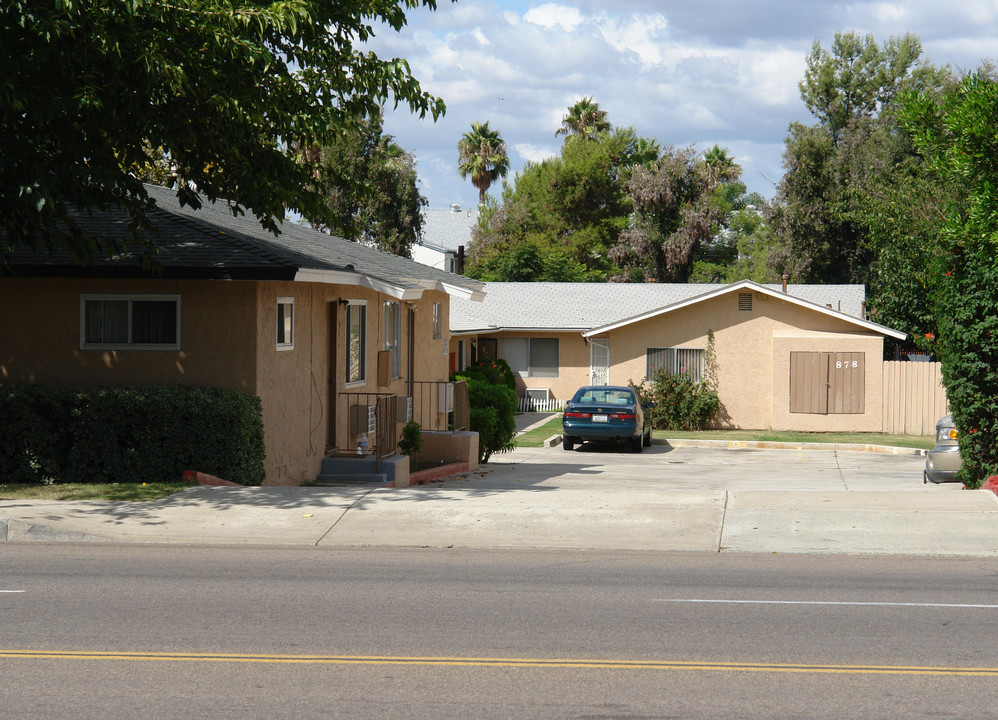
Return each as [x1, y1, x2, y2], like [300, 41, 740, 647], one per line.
[469, 290, 890, 431]
[771, 332, 885, 432]
[255, 285, 453, 485]
[605, 290, 886, 430]
[0, 277, 257, 390]
[1, 278, 455, 486]
[478, 330, 590, 401]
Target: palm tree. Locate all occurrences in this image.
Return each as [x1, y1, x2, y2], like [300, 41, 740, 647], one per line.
[556, 96, 611, 140]
[457, 121, 510, 205]
[702, 144, 742, 188]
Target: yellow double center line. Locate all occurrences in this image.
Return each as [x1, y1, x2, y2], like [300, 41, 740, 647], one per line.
[1, 650, 997, 676]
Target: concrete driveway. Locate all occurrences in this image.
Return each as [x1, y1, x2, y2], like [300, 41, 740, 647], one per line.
[452, 441, 937, 492]
[318, 441, 993, 556]
[5, 439, 995, 556]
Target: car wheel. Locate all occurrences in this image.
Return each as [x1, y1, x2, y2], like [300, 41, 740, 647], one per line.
[631, 436, 643, 453]
[563, 436, 575, 451]
[643, 428, 652, 447]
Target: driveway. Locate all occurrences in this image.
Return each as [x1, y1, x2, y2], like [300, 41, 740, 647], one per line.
[454, 441, 939, 493]
[5, 439, 994, 555]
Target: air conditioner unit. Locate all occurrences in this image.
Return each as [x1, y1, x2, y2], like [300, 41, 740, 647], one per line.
[525, 388, 550, 402]
[350, 405, 375, 434]
[438, 382, 454, 413]
[396, 397, 413, 423]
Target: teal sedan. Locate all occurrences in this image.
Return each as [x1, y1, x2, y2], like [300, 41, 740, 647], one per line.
[562, 385, 652, 453]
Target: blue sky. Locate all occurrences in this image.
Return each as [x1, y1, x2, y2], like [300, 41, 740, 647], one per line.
[362, 0, 997, 210]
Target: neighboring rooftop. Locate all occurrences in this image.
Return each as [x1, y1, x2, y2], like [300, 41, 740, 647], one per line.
[417, 205, 478, 253]
[450, 281, 871, 333]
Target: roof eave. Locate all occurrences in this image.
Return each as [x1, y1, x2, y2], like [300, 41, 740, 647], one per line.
[582, 280, 906, 340]
[293, 268, 419, 300]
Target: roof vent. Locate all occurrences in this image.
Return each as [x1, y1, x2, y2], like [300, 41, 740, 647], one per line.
[738, 292, 753, 311]
[450, 203, 461, 212]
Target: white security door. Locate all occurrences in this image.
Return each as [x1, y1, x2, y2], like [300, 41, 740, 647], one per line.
[590, 338, 610, 385]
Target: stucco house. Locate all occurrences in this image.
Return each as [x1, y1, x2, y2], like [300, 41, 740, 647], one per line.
[0, 185, 484, 485]
[450, 280, 907, 433]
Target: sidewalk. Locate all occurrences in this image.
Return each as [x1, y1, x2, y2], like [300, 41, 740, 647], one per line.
[2, 444, 996, 556]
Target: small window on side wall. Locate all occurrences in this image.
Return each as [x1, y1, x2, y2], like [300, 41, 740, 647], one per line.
[432, 302, 442, 339]
[277, 297, 294, 349]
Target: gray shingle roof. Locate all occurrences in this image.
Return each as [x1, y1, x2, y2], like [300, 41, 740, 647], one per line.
[451, 281, 870, 333]
[416, 206, 477, 253]
[3, 185, 483, 298]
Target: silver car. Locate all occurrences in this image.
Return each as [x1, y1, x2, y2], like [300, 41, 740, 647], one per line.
[924, 414, 961, 484]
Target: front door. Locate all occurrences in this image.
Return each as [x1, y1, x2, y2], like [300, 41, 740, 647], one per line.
[590, 338, 610, 385]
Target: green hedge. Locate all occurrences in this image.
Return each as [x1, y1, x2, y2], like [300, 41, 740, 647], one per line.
[631, 371, 720, 431]
[0, 386, 265, 485]
[453, 358, 516, 463]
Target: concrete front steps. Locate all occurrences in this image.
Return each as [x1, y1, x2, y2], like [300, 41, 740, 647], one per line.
[312, 453, 407, 487]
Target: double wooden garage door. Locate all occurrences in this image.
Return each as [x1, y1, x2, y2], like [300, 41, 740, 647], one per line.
[790, 352, 865, 414]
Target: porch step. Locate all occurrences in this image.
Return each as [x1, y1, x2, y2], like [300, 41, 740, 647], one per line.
[316, 455, 390, 486]
[312, 472, 389, 486]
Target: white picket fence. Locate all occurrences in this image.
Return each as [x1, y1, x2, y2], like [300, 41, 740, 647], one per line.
[518, 397, 563, 412]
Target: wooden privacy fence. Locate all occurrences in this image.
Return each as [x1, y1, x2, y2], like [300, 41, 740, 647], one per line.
[882, 361, 948, 435]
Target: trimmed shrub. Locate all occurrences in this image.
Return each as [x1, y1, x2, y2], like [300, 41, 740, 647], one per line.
[631, 370, 720, 431]
[0, 386, 265, 485]
[453, 359, 516, 463]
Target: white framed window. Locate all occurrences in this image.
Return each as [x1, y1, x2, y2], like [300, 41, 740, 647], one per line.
[646, 347, 705, 381]
[80, 294, 180, 350]
[277, 297, 294, 349]
[345, 300, 366, 385]
[432, 302, 442, 339]
[499, 337, 559, 378]
[383, 300, 401, 379]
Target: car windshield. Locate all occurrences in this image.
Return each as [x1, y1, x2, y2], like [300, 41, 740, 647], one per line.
[573, 388, 634, 405]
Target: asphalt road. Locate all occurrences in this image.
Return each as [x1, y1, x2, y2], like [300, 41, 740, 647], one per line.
[3, 544, 998, 719]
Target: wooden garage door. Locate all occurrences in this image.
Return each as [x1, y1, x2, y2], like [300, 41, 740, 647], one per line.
[790, 352, 865, 415]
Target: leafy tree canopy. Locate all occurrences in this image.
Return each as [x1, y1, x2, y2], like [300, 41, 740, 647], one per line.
[467, 127, 638, 281]
[305, 108, 426, 258]
[1, 0, 447, 265]
[899, 72, 998, 487]
[609, 144, 738, 282]
[769, 31, 954, 290]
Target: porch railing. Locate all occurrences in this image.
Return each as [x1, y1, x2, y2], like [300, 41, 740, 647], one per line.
[341, 381, 471, 462]
[410, 380, 470, 432]
[341, 392, 397, 466]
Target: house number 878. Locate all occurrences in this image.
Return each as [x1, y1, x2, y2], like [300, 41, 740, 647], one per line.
[836, 361, 859, 369]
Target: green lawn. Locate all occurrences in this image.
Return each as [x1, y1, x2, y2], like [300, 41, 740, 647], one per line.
[0, 481, 188, 502]
[515, 414, 933, 450]
[516, 416, 565, 447]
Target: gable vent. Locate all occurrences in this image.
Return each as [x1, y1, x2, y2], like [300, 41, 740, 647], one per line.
[738, 292, 753, 311]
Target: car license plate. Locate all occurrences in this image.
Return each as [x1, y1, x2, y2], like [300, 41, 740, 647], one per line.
[592, 414, 608, 422]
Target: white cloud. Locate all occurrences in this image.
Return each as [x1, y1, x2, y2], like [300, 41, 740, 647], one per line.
[514, 143, 559, 164]
[523, 3, 584, 32]
[363, 0, 998, 209]
[597, 13, 670, 67]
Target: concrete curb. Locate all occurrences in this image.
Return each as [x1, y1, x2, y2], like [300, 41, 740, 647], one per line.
[1, 517, 113, 543]
[543, 434, 927, 456]
[407, 462, 470, 485]
[661, 438, 928, 455]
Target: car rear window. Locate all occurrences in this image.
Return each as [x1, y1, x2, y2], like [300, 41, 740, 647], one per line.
[575, 389, 633, 405]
